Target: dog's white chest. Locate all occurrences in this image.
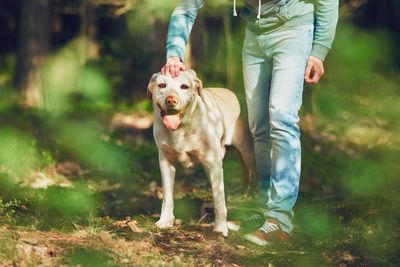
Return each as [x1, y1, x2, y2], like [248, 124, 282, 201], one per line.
[162, 129, 208, 168]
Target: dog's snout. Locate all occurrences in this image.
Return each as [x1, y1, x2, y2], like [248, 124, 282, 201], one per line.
[165, 95, 179, 108]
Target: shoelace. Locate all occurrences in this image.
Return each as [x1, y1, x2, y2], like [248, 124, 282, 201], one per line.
[260, 221, 279, 233]
[245, 213, 263, 221]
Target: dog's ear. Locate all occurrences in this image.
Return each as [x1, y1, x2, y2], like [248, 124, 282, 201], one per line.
[189, 69, 203, 96]
[147, 73, 158, 100]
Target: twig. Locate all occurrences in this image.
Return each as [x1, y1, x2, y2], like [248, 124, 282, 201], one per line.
[263, 250, 308, 255]
[197, 213, 208, 225]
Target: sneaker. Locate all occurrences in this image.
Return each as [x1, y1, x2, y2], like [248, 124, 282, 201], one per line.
[244, 219, 288, 246]
[228, 211, 265, 233]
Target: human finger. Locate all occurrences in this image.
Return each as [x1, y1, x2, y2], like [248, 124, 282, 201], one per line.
[304, 62, 313, 84]
[311, 64, 324, 84]
[164, 64, 172, 76]
[180, 64, 188, 72]
[161, 65, 167, 75]
[171, 64, 180, 77]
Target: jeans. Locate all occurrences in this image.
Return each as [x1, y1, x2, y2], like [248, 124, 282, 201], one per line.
[242, 23, 314, 233]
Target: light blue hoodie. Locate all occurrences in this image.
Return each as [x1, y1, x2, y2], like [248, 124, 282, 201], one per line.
[166, 0, 338, 61]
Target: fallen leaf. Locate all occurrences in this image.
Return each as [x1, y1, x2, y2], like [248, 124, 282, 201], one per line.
[114, 217, 143, 233]
[127, 220, 143, 233]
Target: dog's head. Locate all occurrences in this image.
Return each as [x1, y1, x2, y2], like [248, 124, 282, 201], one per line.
[147, 70, 202, 130]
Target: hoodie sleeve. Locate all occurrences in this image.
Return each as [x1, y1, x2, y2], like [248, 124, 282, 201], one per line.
[310, 0, 339, 61]
[166, 0, 205, 61]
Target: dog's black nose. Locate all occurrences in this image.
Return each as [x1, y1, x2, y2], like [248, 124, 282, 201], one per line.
[165, 95, 178, 107]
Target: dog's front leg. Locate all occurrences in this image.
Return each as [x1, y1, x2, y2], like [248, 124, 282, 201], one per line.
[155, 152, 176, 229]
[204, 161, 228, 237]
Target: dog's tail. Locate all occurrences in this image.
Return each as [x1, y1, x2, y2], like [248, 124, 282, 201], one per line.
[231, 119, 258, 194]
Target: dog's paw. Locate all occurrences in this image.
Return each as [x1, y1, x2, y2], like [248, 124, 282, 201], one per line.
[213, 223, 228, 237]
[155, 218, 174, 229]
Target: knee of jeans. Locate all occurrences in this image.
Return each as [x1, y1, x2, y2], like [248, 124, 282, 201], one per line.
[249, 123, 270, 143]
[269, 108, 300, 139]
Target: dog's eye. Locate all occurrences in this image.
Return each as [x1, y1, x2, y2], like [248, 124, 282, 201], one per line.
[158, 83, 167, 89]
[180, 84, 189, 90]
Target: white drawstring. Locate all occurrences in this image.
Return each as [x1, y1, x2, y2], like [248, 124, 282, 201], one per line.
[257, 0, 261, 20]
[233, 0, 238, 16]
[233, 0, 261, 19]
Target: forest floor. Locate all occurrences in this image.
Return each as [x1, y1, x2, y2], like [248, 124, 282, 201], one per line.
[0, 108, 399, 267]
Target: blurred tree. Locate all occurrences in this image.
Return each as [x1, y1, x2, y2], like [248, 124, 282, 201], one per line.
[0, 0, 19, 54]
[78, 0, 100, 64]
[341, 0, 400, 32]
[14, 0, 50, 107]
[7, 0, 399, 105]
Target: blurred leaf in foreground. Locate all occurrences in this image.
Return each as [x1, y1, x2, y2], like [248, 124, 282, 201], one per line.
[0, 128, 38, 178]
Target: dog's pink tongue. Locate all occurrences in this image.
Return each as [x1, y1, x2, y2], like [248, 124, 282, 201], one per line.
[162, 114, 181, 130]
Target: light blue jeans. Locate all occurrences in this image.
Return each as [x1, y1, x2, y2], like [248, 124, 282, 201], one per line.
[242, 23, 314, 233]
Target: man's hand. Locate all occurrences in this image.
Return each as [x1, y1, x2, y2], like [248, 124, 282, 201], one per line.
[304, 55, 324, 84]
[161, 56, 188, 78]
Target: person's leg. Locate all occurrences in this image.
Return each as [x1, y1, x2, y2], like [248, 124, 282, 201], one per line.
[261, 24, 314, 233]
[242, 27, 273, 206]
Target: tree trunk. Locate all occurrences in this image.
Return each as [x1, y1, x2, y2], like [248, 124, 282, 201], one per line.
[14, 0, 50, 107]
[79, 0, 99, 64]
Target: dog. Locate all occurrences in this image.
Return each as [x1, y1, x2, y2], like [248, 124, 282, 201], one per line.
[147, 70, 256, 236]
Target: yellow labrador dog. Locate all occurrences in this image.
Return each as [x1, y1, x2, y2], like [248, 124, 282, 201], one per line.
[147, 70, 255, 237]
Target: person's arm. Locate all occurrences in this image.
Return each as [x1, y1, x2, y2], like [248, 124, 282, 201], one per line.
[161, 0, 205, 77]
[311, 0, 339, 61]
[305, 0, 339, 84]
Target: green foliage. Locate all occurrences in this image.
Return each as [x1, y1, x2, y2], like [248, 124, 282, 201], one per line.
[342, 157, 397, 197]
[297, 204, 341, 241]
[0, 199, 22, 222]
[64, 247, 118, 267]
[42, 39, 112, 113]
[0, 129, 38, 177]
[0, 55, 15, 88]
[55, 120, 130, 175]
[35, 186, 96, 219]
[312, 24, 400, 145]
[77, 67, 111, 103]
